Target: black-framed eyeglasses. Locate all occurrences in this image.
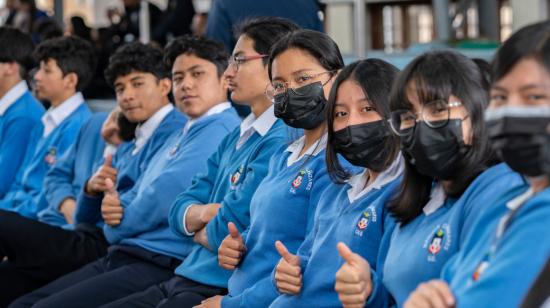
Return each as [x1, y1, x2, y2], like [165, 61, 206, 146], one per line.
[388, 100, 465, 136]
[264, 71, 335, 100]
[227, 54, 268, 71]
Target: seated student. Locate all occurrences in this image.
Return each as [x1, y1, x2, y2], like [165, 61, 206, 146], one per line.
[0, 109, 133, 307]
[95, 17, 299, 308]
[10, 35, 241, 308]
[0, 35, 96, 219]
[404, 20, 550, 308]
[6, 42, 185, 307]
[202, 29, 344, 308]
[333, 50, 526, 307]
[269, 58, 402, 308]
[0, 27, 45, 198]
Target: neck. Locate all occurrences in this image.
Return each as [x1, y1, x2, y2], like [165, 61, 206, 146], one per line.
[0, 77, 21, 99]
[364, 169, 380, 189]
[300, 123, 326, 157]
[50, 91, 76, 108]
[249, 97, 271, 118]
[529, 176, 549, 194]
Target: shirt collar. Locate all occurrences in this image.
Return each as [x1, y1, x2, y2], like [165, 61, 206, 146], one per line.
[133, 104, 174, 155]
[239, 104, 277, 138]
[423, 182, 447, 216]
[183, 102, 231, 133]
[347, 154, 404, 203]
[41, 92, 84, 137]
[506, 186, 534, 211]
[0, 81, 28, 116]
[285, 134, 327, 167]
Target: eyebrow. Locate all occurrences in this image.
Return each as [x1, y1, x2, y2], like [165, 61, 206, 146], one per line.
[173, 65, 203, 75]
[129, 76, 145, 82]
[493, 84, 547, 92]
[272, 69, 320, 82]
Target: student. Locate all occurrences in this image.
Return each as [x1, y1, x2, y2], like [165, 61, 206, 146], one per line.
[404, 20, 550, 308]
[0, 27, 44, 198]
[268, 58, 401, 308]
[10, 35, 241, 308]
[0, 109, 132, 307]
[196, 29, 344, 308]
[333, 50, 526, 307]
[95, 17, 299, 308]
[0, 35, 96, 219]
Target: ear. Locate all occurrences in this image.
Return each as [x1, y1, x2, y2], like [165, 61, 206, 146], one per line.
[64, 72, 79, 92]
[159, 77, 172, 97]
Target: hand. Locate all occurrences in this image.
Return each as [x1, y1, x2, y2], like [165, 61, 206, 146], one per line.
[86, 155, 117, 195]
[404, 280, 455, 308]
[185, 203, 222, 233]
[101, 178, 123, 226]
[218, 222, 246, 270]
[274, 240, 302, 294]
[58, 198, 77, 225]
[193, 295, 223, 308]
[335, 242, 372, 308]
[194, 227, 210, 249]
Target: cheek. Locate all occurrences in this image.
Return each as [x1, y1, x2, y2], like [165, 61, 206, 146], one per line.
[333, 118, 347, 131]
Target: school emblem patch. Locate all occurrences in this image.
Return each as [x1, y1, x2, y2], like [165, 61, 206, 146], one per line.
[423, 224, 452, 262]
[292, 170, 306, 189]
[229, 165, 245, 190]
[44, 147, 57, 166]
[289, 169, 313, 194]
[354, 206, 377, 237]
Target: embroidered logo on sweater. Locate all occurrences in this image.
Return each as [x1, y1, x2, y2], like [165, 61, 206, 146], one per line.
[355, 205, 377, 237]
[229, 165, 245, 190]
[44, 147, 57, 166]
[423, 224, 452, 262]
[289, 169, 313, 194]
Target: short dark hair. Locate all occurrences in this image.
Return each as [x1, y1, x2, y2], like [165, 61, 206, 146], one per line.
[0, 27, 35, 79]
[104, 42, 169, 86]
[234, 17, 300, 65]
[492, 20, 550, 83]
[268, 29, 344, 80]
[326, 59, 400, 183]
[164, 35, 228, 77]
[33, 35, 97, 91]
[388, 50, 493, 225]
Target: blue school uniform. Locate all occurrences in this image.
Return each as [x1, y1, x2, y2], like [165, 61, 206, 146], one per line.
[74, 105, 185, 227]
[441, 183, 550, 308]
[222, 135, 332, 308]
[270, 156, 403, 308]
[103, 105, 240, 260]
[0, 93, 91, 219]
[37, 112, 109, 228]
[372, 163, 525, 307]
[0, 81, 45, 198]
[169, 105, 288, 288]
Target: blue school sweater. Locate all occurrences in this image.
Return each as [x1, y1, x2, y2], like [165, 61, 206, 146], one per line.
[222, 136, 332, 308]
[0, 89, 45, 198]
[372, 163, 525, 307]
[75, 108, 186, 227]
[169, 119, 288, 288]
[37, 112, 108, 228]
[0, 103, 91, 219]
[104, 108, 240, 260]
[270, 156, 403, 308]
[441, 184, 550, 308]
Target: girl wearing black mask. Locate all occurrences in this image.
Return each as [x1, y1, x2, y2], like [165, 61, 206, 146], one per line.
[334, 50, 526, 307]
[405, 20, 550, 308]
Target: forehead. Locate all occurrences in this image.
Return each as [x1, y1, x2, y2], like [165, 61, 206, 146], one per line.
[114, 71, 156, 86]
[336, 79, 365, 102]
[271, 48, 323, 78]
[233, 35, 256, 55]
[494, 58, 550, 89]
[172, 53, 217, 73]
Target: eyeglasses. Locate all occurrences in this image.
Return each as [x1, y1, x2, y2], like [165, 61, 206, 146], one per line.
[388, 100, 465, 136]
[265, 71, 335, 100]
[227, 54, 268, 71]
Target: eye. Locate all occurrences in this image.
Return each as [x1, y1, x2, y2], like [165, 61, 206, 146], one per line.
[272, 82, 285, 92]
[361, 106, 374, 113]
[132, 82, 143, 88]
[527, 94, 546, 101]
[172, 77, 183, 84]
[334, 111, 348, 118]
[115, 87, 124, 95]
[296, 75, 312, 84]
[191, 71, 204, 78]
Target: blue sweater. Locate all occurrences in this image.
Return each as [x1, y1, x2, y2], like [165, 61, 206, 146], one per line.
[222, 138, 332, 308]
[169, 120, 288, 288]
[0, 91, 45, 198]
[75, 109, 186, 227]
[373, 163, 525, 307]
[104, 108, 240, 260]
[37, 112, 108, 228]
[0, 103, 91, 219]
[441, 184, 550, 308]
[270, 157, 403, 308]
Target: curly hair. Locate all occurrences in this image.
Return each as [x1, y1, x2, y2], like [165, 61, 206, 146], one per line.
[164, 35, 228, 77]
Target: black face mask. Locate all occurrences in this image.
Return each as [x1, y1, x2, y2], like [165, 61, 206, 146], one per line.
[273, 82, 327, 129]
[401, 119, 468, 180]
[332, 121, 394, 171]
[486, 107, 550, 177]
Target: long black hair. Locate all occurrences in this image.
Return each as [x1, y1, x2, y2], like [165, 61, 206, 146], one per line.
[325, 59, 400, 183]
[388, 50, 493, 225]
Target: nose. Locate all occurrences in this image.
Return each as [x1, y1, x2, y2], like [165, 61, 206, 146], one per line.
[224, 64, 236, 79]
[34, 69, 43, 82]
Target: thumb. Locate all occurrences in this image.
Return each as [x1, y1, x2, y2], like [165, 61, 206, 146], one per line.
[228, 222, 241, 239]
[105, 178, 117, 196]
[337, 242, 359, 266]
[104, 154, 113, 167]
[275, 240, 300, 266]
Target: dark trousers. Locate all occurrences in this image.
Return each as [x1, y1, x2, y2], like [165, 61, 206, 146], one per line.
[0, 210, 108, 307]
[101, 275, 227, 308]
[9, 245, 181, 308]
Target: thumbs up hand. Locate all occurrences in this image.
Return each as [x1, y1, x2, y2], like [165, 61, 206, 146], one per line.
[274, 240, 302, 294]
[86, 154, 118, 195]
[101, 178, 123, 226]
[218, 222, 246, 270]
[334, 242, 372, 308]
